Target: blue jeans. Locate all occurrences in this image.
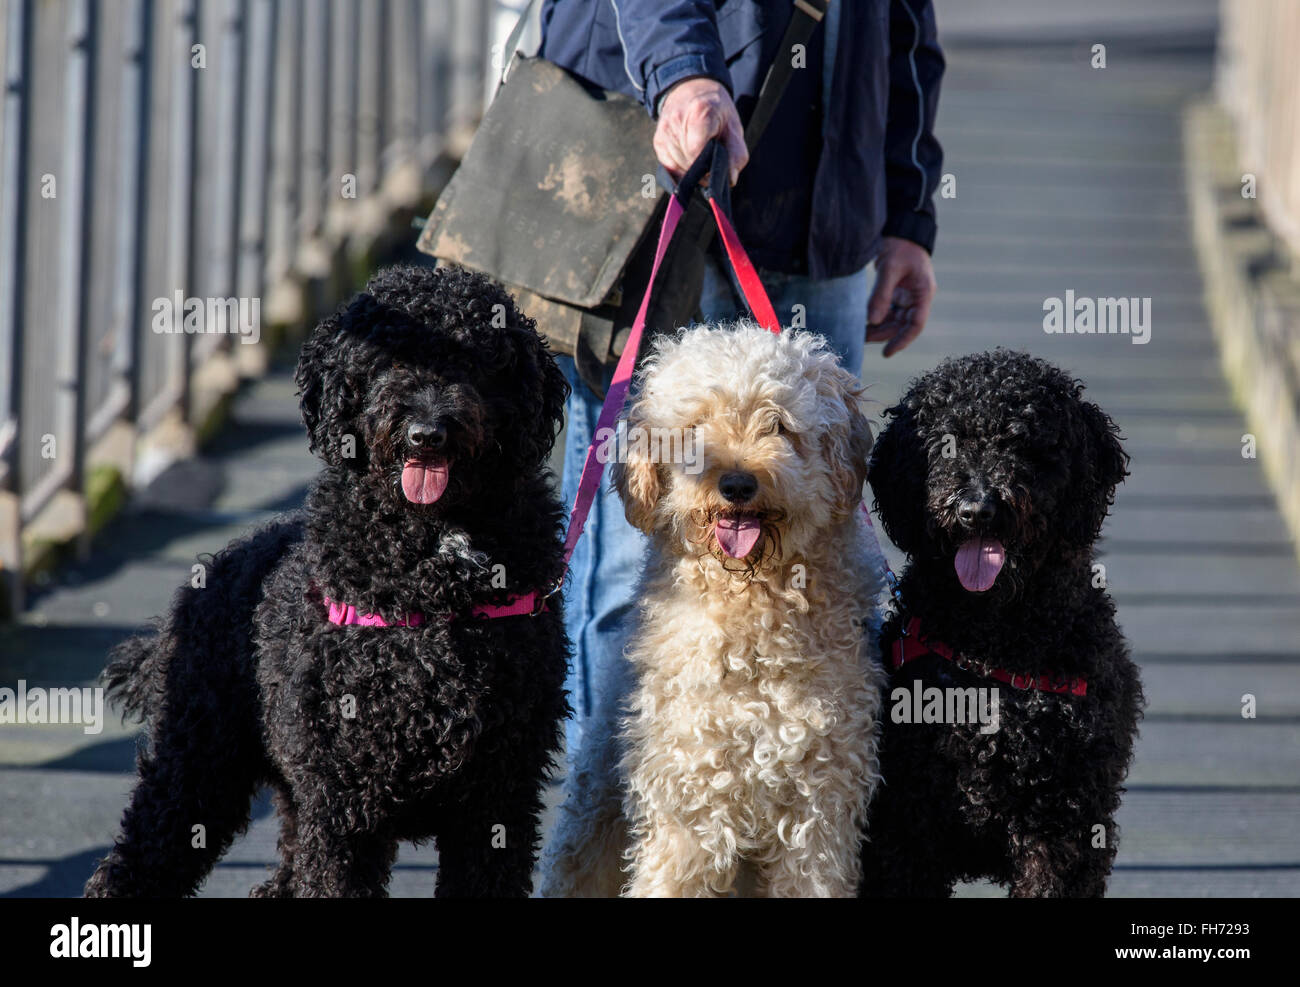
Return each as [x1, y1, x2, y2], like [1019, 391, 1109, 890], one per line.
[556, 258, 870, 758]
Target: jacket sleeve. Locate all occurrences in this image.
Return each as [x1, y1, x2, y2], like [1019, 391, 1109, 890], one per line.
[880, 0, 945, 253]
[608, 0, 732, 116]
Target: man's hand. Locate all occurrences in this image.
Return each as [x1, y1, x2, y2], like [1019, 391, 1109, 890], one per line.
[654, 77, 748, 185]
[866, 236, 937, 357]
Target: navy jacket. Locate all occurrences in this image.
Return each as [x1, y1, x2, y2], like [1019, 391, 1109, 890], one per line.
[538, 0, 945, 277]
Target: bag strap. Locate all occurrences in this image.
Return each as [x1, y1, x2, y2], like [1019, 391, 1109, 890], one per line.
[744, 0, 831, 150]
[559, 140, 778, 570]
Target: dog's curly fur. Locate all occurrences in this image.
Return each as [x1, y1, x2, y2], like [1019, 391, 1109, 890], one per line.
[84, 265, 572, 898]
[859, 349, 1144, 897]
[542, 323, 883, 897]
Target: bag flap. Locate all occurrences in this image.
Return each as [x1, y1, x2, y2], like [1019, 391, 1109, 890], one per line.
[417, 57, 662, 309]
[509, 286, 583, 355]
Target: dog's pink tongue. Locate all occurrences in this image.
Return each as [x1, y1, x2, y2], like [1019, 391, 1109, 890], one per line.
[715, 517, 762, 559]
[401, 461, 449, 504]
[955, 537, 1006, 592]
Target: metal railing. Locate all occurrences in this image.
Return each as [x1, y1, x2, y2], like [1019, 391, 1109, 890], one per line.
[0, 0, 506, 614]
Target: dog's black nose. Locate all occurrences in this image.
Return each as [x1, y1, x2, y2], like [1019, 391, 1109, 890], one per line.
[719, 471, 758, 504]
[957, 493, 997, 526]
[407, 421, 447, 451]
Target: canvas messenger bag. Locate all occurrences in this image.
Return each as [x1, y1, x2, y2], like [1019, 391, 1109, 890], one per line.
[416, 0, 831, 397]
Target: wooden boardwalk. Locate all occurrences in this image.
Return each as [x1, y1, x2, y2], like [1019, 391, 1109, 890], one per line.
[1, 6, 1296, 898]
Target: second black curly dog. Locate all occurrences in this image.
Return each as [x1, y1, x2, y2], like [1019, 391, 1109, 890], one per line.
[860, 350, 1144, 897]
[85, 266, 571, 898]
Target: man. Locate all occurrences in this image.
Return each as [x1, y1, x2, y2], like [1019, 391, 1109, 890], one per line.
[538, 0, 944, 754]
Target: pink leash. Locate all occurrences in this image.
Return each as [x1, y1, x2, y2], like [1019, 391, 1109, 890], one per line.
[560, 193, 691, 568]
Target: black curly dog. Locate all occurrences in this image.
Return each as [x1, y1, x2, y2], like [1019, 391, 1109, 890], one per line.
[85, 266, 571, 898]
[860, 350, 1144, 897]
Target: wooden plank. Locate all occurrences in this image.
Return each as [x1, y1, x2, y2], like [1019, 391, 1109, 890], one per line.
[1117, 791, 1300, 865]
[1141, 665, 1300, 717]
[1103, 553, 1300, 600]
[1116, 605, 1300, 656]
[1127, 722, 1300, 787]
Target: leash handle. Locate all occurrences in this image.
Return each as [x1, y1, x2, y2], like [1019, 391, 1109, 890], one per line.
[560, 141, 779, 569]
[658, 141, 780, 332]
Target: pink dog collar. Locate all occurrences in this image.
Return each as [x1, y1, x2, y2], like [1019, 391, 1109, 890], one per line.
[322, 593, 542, 626]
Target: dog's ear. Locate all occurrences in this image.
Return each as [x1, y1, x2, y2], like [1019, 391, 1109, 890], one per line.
[1063, 398, 1129, 546]
[1084, 399, 1129, 495]
[610, 419, 663, 534]
[295, 304, 375, 470]
[501, 312, 571, 467]
[529, 335, 571, 464]
[866, 402, 927, 556]
[819, 365, 874, 515]
[823, 399, 874, 516]
[542, 348, 571, 443]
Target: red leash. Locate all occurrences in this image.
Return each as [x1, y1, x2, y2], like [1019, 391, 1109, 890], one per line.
[707, 197, 779, 333]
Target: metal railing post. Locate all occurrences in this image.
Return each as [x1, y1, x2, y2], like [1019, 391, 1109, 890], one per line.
[0, 0, 32, 613]
[236, 0, 275, 307]
[165, 0, 199, 413]
[299, 0, 329, 244]
[266, 0, 301, 289]
[389, 0, 419, 167]
[104, 0, 151, 435]
[50, 0, 96, 556]
[356, 0, 384, 198]
[210, 0, 245, 324]
[329, 0, 360, 228]
[417, 0, 448, 167]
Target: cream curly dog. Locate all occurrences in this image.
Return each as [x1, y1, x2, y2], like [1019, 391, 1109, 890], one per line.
[542, 322, 884, 897]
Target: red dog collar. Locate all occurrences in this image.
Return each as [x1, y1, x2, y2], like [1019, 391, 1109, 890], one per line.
[892, 617, 1087, 697]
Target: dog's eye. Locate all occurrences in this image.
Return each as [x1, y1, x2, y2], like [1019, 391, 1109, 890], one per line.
[759, 413, 785, 437]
